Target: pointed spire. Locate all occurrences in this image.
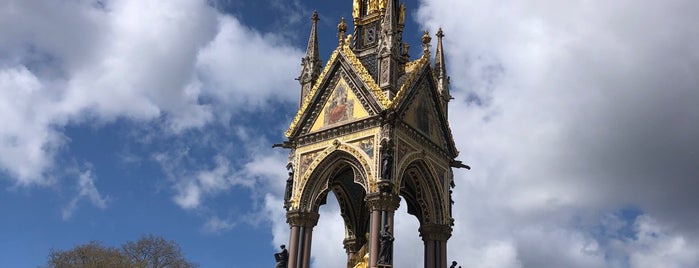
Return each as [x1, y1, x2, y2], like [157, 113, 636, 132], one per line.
[435, 28, 446, 80]
[434, 28, 452, 116]
[305, 11, 320, 61]
[381, 0, 398, 40]
[298, 11, 322, 104]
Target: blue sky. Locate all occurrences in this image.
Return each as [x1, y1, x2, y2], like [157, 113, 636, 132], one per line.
[2, 0, 699, 267]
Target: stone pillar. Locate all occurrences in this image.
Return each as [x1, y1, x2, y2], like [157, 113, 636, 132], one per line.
[286, 211, 320, 268]
[366, 192, 400, 268]
[419, 224, 452, 268]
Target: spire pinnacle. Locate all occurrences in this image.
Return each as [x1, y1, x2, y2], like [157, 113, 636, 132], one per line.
[435, 28, 446, 79]
[434, 28, 452, 114]
[298, 11, 322, 104]
[305, 11, 320, 64]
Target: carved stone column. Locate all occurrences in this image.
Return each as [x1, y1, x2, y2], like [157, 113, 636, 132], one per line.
[286, 211, 320, 268]
[366, 192, 400, 268]
[419, 224, 452, 268]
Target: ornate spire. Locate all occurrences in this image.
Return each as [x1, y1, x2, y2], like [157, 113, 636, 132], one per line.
[377, 0, 401, 96]
[434, 28, 452, 115]
[299, 11, 322, 104]
[380, 0, 398, 50]
[435, 28, 446, 79]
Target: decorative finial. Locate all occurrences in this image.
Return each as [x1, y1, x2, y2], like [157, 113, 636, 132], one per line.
[338, 17, 348, 44]
[437, 27, 444, 39]
[312, 10, 319, 22]
[422, 30, 432, 53]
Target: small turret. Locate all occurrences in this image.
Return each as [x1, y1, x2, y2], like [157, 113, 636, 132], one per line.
[299, 11, 322, 104]
[434, 28, 452, 116]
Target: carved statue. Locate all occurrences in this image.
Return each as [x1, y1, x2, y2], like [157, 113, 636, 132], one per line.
[274, 244, 289, 268]
[284, 170, 294, 205]
[381, 149, 393, 181]
[377, 225, 394, 265]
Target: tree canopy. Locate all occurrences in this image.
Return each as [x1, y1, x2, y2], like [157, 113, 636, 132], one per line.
[46, 235, 197, 268]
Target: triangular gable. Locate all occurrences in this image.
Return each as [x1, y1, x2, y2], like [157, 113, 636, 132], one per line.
[309, 78, 370, 132]
[395, 63, 458, 157]
[286, 45, 389, 138]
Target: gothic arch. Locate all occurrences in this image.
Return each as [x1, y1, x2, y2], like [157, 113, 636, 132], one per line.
[395, 157, 447, 226]
[294, 145, 373, 261]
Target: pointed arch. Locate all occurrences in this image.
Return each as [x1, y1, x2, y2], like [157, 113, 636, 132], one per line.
[395, 155, 448, 226]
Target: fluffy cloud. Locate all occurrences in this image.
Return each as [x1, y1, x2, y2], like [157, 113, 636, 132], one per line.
[412, 0, 699, 266]
[0, 0, 302, 187]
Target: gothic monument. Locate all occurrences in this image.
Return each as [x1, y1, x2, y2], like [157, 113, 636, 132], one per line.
[278, 0, 464, 267]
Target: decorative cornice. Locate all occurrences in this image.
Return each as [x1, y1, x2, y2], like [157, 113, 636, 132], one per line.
[297, 117, 381, 146]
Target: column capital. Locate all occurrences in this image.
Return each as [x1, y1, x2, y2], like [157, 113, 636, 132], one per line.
[286, 211, 320, 227]
[365, 192, 400, 211]
[419, 224, 452, 242]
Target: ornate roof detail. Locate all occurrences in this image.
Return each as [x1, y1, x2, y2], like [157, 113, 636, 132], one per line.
[388, 53, 430, 109]
[286, 43, 392, 138]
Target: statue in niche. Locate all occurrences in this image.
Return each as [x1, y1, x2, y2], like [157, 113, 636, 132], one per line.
[274, 244, 288, 268]
[381, 148, 393, 181]
[377, 225, 394, 265]
[284, 169, 294, 207]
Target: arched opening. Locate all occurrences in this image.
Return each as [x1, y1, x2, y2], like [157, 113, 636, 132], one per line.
[393, 198, 424, 268]
[395, 160, 450, 268]
[298, 150, 370, 268]
[311, 193, 348, 267]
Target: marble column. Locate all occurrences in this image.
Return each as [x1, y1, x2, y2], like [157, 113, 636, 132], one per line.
[366, 192, 400, 268]
[286, 211, 320, 268]
[419, 224, 452, 268]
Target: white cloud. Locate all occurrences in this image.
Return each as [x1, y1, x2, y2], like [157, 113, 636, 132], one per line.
[0, 0, 303, 187]
[411, 0, 699, 266]
[202, 216, 235, 234]
[62, 169, 109, 220]
[628, 215, 699, 268]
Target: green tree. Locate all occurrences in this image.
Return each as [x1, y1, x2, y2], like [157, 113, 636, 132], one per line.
[45, 235, 197, 268]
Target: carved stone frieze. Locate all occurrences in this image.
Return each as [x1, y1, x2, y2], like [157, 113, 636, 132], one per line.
[298, 117, 381, 146]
